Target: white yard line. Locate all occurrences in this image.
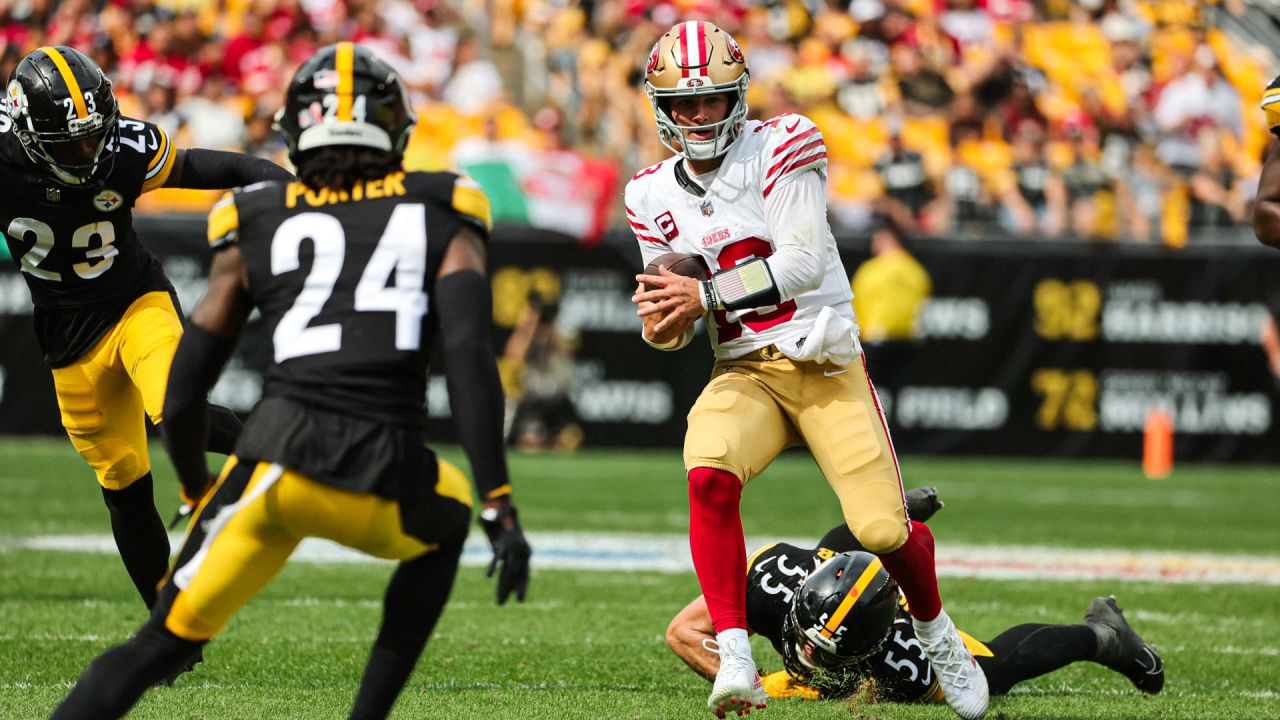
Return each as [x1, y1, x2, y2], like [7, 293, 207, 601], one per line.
[3, 531, 1279, 585]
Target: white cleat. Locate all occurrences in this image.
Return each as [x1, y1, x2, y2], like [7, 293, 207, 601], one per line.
[703, 637, 767, 718]
[915, 611, 989, 720]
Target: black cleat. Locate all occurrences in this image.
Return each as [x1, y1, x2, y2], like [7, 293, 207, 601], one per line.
[156, 647, 204, 688]
[905, 486, 944, 522]
[1084, 596, 1164, 695]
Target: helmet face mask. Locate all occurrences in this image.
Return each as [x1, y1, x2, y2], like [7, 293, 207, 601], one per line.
[7, 46, 120, 188]
[644, 21, 749, 161]
[275, 42, 417, 165]
[784, 552, 900, 676]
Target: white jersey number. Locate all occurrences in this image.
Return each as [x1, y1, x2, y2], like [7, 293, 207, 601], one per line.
[270, 205, 428, 364]
[7, 218, 118, 281]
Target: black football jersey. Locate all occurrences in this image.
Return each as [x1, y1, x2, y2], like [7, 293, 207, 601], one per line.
[746, 542, 940, 703]
[210, 171, 492, 430]
[0, 114, 177, 366]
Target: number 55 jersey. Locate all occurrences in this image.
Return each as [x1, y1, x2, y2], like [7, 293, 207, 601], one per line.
[0, 115, 177, 367]
[747, 541, 964, 703]
[624, 113, 855, 360]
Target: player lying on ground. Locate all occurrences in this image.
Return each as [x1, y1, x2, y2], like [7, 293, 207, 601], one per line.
[667, 488, 1164, 706]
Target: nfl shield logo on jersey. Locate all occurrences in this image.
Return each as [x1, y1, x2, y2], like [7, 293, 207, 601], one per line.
[93, 189, 124, 212]
[700, 200, 714, 217]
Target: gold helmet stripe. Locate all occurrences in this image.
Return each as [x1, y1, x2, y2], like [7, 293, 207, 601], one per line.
[335, 41, 355, 122]
[820, 557, 884, 639]
[39, 46, 88, 119]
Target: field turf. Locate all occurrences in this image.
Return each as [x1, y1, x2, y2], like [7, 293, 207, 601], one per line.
[1, 439, 1277, 719]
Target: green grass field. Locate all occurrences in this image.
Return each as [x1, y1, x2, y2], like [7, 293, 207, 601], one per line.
[1, 439, 1278, 719]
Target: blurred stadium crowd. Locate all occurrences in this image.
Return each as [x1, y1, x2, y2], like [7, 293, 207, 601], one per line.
[1, 0, 1275, 245]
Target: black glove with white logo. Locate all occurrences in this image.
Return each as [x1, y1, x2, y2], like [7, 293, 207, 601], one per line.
[479, 503, 531, 605]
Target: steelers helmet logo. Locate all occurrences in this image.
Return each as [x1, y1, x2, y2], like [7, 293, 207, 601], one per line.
[93, 188, 123, 212]
[7, 80, 27, 119]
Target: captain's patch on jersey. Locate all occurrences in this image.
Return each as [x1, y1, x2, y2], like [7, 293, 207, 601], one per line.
[92, 189, 124, 212]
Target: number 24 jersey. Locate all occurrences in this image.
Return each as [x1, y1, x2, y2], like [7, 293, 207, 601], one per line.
[207, 171, 492, 430]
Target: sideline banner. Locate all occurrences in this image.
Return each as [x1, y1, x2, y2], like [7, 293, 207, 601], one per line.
[0, 220, 1276, 461]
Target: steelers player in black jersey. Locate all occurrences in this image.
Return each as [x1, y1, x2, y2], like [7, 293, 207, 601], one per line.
[1253, 75, 1280, 249]
[667, 489, 1164, 708]
[1, 46, 292, 616]
[50, 43, 531, 720]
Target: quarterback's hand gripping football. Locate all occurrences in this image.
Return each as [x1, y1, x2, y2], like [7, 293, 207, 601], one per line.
[633, 267, 707, 334]
[480, 502, 531, 605]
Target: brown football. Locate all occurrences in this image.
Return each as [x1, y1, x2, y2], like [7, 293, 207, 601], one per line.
[643, 252, 709, 291]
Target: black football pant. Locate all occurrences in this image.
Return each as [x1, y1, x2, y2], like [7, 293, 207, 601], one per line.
[978, 623, 1098, 695]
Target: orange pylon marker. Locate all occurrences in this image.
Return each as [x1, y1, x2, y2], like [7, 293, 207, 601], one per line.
[1143, 409, 1174, 480]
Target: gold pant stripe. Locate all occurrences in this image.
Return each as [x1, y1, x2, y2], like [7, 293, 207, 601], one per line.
[684, 353, 909, 553]
[165, 460, 455, 641]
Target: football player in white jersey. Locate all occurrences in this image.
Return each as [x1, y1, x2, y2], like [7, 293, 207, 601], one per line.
[627, 21, 988, 720]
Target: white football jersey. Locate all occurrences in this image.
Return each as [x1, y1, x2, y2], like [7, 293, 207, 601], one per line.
[626, 113, 856, 360]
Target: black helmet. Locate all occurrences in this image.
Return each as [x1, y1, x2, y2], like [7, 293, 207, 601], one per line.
[782, 551, 900, 675]
[275, 42, 416, 165]
[7, 45, 120, 187]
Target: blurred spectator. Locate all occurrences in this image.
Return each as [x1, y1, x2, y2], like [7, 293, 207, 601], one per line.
[874, 127, 935, 232]
[850, 215, 931, 385]
[1061, 124, 1112, 238]
[502, 293, 582, 453]
[997, 127, 1067, 237]
[1153, 45, 1242, 175]
[442, 32, 504, 114]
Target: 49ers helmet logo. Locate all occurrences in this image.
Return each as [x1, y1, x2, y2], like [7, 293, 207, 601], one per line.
[646, 42, 660, 73]
[724, 35, 745, 64]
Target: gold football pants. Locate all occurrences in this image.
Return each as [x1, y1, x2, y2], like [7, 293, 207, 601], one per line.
[50, 291, 183, 489]
[684, 350, 909, 553]
[162, 456, 474, 642]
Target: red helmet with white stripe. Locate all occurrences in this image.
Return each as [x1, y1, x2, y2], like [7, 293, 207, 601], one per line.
[644, 21, 750, 161]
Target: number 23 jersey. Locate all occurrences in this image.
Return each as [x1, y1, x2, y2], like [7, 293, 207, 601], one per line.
[624, 113, 854, 360]
[746, 542, 940, 703]
[0, 115, 177, 366]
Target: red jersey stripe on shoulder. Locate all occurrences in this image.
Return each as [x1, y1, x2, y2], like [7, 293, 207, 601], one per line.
[768, 138, 824, 178]
[771, 126, 819, 157]
[636, 234, 669, 246]
[762, 152, 827, 198]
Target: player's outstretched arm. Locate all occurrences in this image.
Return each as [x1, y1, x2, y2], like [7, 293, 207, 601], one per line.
[436, 226, 531, 604]
[163, 148, 295, 190]
[667, 595, 720, 682]
[1254, 141, 1280, 249]
[162, 244, 253, 505]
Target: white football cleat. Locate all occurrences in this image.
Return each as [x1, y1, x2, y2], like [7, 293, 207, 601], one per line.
[915, 610, 989, 720]
[703, 637, 766, 718]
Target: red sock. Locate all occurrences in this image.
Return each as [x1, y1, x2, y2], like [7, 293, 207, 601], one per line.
[688, 466, 747, 633]
[877, 520, 943, 621]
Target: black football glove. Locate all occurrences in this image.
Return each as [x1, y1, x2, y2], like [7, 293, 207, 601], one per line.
[905, 486, 944, 522]
[479, 504, 531, 605]
[169, 473, 216, 530]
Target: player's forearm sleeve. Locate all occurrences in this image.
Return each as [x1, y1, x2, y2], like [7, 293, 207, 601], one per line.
[177, 148, 294, 188]
[436, 270, 512, 501]
[763, 170, 828, 300]
[162, 324, 237, 496]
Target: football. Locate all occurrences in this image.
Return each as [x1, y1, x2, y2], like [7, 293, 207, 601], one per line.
[643, 252, 709, 291]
